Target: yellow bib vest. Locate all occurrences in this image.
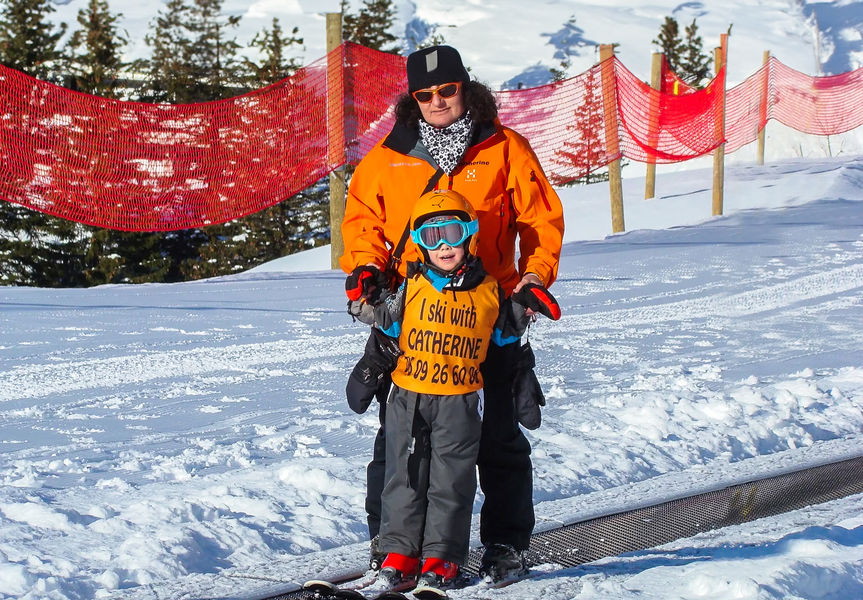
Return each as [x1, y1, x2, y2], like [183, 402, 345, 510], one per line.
[392, 272, 500, 395]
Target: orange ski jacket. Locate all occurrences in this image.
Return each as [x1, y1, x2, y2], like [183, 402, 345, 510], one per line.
[339, 118, 564, 295]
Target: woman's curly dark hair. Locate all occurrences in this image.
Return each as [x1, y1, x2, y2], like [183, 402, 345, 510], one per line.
[394, 80, 498, 127]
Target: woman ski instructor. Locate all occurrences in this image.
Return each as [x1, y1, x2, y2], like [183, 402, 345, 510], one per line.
[340, 44, 564, 581]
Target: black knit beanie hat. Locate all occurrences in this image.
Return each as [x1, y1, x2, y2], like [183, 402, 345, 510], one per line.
[406, 45, 470, 93]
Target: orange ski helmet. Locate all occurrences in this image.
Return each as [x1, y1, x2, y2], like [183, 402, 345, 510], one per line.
[410, 189, 479, 256]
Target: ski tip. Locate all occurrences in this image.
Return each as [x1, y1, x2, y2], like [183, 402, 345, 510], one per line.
[302, 580, 339, 592]
[371, 592, 411, 600]
[411, 586, 449, 600]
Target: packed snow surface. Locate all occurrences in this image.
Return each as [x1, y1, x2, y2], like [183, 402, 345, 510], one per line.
[1, 157, 862, 599]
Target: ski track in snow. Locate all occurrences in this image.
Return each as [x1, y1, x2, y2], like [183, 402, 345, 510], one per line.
[0, 334, 365, 402]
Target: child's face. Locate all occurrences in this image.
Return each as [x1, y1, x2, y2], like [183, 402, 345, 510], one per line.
[427, 242, 465, 272]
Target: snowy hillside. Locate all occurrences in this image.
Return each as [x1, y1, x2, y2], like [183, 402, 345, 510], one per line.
[1, 157, 862, 599]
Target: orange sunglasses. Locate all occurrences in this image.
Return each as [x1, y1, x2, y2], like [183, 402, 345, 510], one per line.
[412, 81, 462, 104]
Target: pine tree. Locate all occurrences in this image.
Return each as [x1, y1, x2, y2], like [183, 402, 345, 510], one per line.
[549, 56, 571, 83]
[65, 0, 128, 98]
[175, 0, 247, 280]
[654, 16, 711, 88]
[0, 0, 67, 81]
[414, 30, 446, 50]
[135, 0, 247, 281]
[555, 64, 608, 184]
[0, 207, 91, 286]
[239, 16, 321, 268]
[83, 230, 172, 285]
[185, 0, 243, 101]
[141, 0, 243, 104]
[62, 0, 157, 286]
[250, 19, 328, 264]
[243, 17, 303, 86]
[191, 17, 329, 278]
[406, 18, 446, 52]
[680, 18, 712, 87]
[653, 16, 683, 75]
[340, 0, 358, 45]
[342, 0, 399, 53]
[115, 0, 198, 282]
[140, 0, 193, 103]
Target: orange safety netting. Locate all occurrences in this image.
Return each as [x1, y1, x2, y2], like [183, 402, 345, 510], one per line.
[1, 42, 862, 231]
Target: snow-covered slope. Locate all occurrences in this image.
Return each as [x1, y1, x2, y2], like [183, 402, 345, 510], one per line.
[1, 157, 862, 599]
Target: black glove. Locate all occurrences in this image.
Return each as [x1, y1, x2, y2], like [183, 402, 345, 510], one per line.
[511, 342, 546, 430]
[512, 283, 561, 320]
[345, 265, 388, 303]
[345, 328, 401, 414]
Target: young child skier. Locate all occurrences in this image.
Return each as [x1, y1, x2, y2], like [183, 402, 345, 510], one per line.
[347, 189, 560, 594]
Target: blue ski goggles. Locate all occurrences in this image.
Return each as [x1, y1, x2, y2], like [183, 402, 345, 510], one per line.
[411, 218, 478, 250]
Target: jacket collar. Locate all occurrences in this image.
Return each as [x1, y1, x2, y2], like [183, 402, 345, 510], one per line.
[383, 117, 501, 158]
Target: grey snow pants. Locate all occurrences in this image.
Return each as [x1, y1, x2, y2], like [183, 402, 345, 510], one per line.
[379, 385, 483, 565]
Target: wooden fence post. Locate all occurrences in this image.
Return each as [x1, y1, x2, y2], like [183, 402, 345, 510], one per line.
[645, 52, 663, 199]
[757, 50, 770, 166]
[599, 44, 625, 233]
[327, 12, 346, 270]
[711, 33, 728, 217]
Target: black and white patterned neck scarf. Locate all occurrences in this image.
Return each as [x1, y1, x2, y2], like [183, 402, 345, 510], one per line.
[418, 111, 474, 175]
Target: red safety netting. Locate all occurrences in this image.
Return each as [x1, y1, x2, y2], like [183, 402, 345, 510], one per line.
[1, 42, 862, 231]
[0, 53, 336, 230]
[614, 57, 725, 163]
[724, 60, 770, 153]
[766, 57, 863, 136]
[494, 57, 724, 182]
[660, 56, 699, 96]
[339, 44, 406, 165]
[495, 62, 616, 185]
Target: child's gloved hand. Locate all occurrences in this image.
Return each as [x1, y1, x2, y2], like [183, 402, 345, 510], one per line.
[512, 283, 561, 320]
